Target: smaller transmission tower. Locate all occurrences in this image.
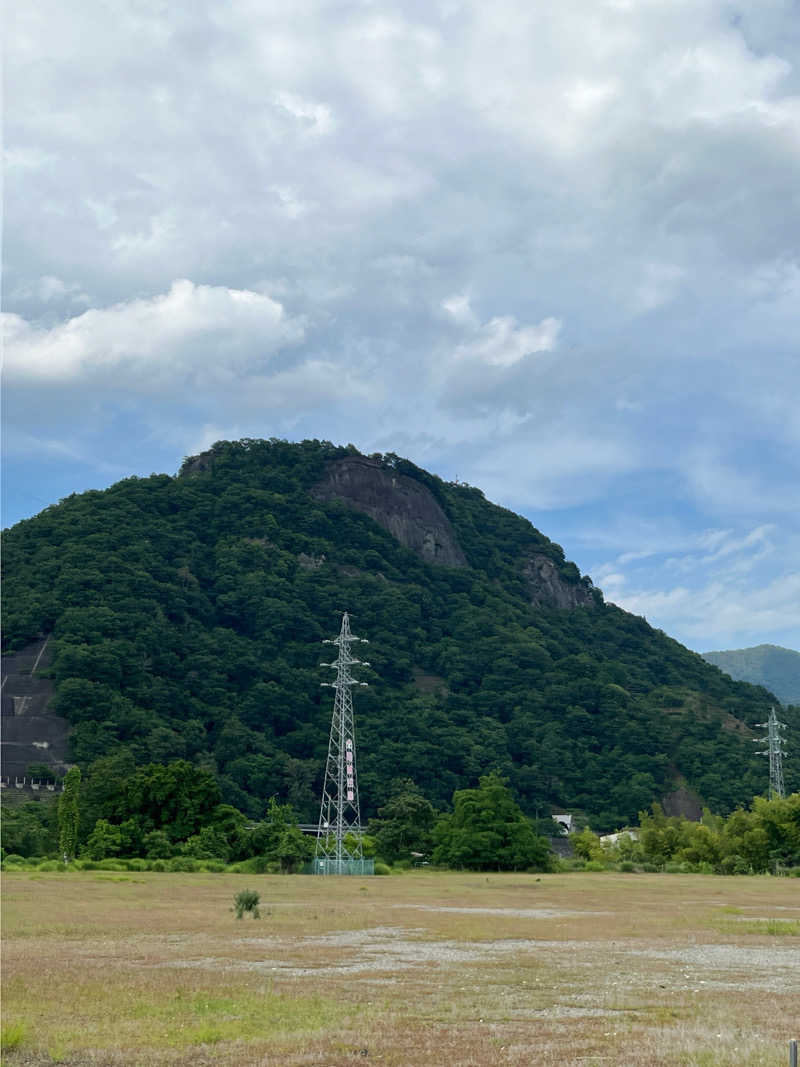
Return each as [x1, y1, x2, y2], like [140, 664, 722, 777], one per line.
[754, 706, 786, 799]
[314, 613, 373, 875]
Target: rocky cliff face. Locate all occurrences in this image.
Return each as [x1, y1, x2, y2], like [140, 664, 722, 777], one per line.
[522, 553, 595, 610]
[312, 457, 597, 607]
[311, 456, 468, 567]
[179, 450, 215, 476]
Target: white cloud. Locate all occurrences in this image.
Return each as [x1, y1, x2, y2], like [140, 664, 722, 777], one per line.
[697, 525, 775, 564]
[4, 146, 56, 170]
[270, 185, 315, 220]
[452, 315, 561, 367]
[184, 423, 245, 457]
[458, 429, 640, 511]
[442, 293, 478, 327]
[3, 0, 800, 648]
[9, 275, 89, 307]
[594, 520, 800, 650]
[3, 280, 305, 390]
[238, 358, 383, 412]
[273, 91, 336, 135]
[3, 431, 107, 466]
[606, 570, 800, 649]
[683, 447, 798, 517]
[563, 78, 619, 114]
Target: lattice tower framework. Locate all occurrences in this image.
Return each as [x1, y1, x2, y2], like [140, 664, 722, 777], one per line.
[754, 706, 786, 799]
[315, 613, 370, 873]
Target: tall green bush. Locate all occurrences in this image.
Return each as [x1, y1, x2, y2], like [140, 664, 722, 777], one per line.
[58, 767, 81, 862]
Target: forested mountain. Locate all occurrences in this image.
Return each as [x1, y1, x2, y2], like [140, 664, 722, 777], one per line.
[3, 439, 797, 831]
[702, 645, 800, 707]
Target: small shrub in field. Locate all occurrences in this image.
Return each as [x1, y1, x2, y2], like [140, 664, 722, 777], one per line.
[149, 859, 168, 872]
[583, 860, 606, 872]
[234, 889, 261, 919]
[374, 862, 391, 875]
[1, 1020, 27, 1052]
[618, 861, 636, 873]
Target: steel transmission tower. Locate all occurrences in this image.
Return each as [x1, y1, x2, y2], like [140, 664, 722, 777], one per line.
[754, 706, 786, 799]
[314, 613, 373, 875]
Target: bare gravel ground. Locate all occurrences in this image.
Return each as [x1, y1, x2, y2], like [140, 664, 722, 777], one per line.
[2, 871, 799, 1065]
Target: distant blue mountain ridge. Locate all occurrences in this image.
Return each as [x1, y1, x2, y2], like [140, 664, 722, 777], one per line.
[701, 645, 800, 707]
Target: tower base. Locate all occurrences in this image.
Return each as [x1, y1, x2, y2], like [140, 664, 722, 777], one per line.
[307, 858, 374, 876]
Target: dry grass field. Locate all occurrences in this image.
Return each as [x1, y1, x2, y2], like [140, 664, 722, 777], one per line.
[2, 870, 799, 1066]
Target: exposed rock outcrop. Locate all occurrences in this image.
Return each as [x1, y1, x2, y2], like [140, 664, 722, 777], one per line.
[297, 552, 326, 570]
[179, 449, 214, 476]
[312, 456, 467, 567]
[661, 785, 703, 821]
[522, 553, 595, 610]
[412, 668, 449, 696]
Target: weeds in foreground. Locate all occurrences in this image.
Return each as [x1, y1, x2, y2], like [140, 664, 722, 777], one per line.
[1, 1020, 27, 1052]
[760, 918, 800, 935]
[712, 916, 800, 936]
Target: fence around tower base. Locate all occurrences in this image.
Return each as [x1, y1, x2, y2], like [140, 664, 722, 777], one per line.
[307, 858, 374, 876]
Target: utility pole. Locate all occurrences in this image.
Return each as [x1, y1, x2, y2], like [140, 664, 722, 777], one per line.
[314, 613, 373, 875]
[754, 706, 786, 799]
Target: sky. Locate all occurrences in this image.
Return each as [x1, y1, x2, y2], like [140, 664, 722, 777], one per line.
[3, 0, 799, 654]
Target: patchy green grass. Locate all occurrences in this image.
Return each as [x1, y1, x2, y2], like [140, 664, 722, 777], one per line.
[3, 870, 799, 1065]
[1, 1020, 28, 1053]
[712, 915, 800, 936]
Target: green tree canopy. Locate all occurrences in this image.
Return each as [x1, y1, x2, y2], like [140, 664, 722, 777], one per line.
[368, 779, 436, 863]
[118, 760, 221, 842]
[432, 772, 552, 871]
